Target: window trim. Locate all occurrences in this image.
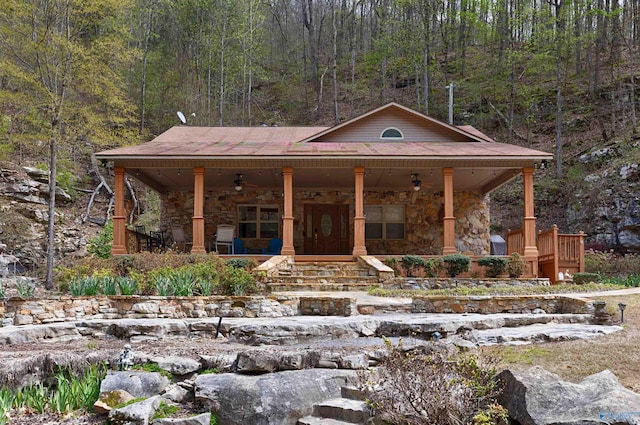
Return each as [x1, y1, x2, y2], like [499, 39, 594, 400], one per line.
[364, 205, 406, 240]
[380, 127, 404, 140]
[237, 204, 280, 239]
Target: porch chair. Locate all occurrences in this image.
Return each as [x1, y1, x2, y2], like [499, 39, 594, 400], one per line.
[214, 224, 235, 254]
[233, 237, 247, 254]
[261, 237, 283, 255]
[149, 230, 166, 252]
[171, 226, 193, 252]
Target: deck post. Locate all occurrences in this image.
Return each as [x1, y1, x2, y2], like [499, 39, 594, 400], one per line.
[281, 166, 295, 256]
[352, 166, 367, 256]
[191, 167, 206, 254]
[522, 167, 538, 258]
[111, 166, 128, 255]
[442, 167, 456, 255]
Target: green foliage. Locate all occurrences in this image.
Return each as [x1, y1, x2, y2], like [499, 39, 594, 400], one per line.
[87, 221, 113, 259]
[117, 276, 139, 295]
[585, 250, 640, 276]
[154, 276, 175, 296]
[384, 257, 400, 277]
[0, 282, 5, 299]
[401, 255, 426, 277]
[226, 258, 252, 269]
[200, 368, 219, 375]
[170, 269, 198, 296]
[423, 258, 444, 278]
[152, 401, 180, 420]
[15, 277, 36, 298]
[219, 265, 257, 296]
[506, 253, 526, 278]
[477, 257, 508, 278]
[101, 275, 119, 295]
[601, 274, 640, 287]
[442, 254, 471, 277]
[571, 272, 600, 285]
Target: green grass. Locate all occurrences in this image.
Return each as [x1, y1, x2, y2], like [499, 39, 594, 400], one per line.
[152, 401, 180, 420]
[501, 346, 552, 365]
[369, 282, 624, 298]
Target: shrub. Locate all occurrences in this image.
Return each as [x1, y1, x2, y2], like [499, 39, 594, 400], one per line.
[219, 265, 256, 296]
[477, 257, 508, 278]
[87, 220, 113, 259]
[571, 272, 599, 285]
[154, 276, 174, 296]
[101, 275, 118, 295]
[170, 270, 198, 296]
[358, 339, 502, 425]
[442, 254, 471, 277]
[226, 258, 252, 269]
[15, 277, 36, 298]
[401, 255, 426, 277]
[585, 250, 640, 276]
[384, 257, 400, 276]
[506, 253, 526, 278]
[423, 258, 444, 278]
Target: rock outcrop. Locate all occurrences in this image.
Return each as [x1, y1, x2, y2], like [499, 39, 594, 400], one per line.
[497, 366, 640, 425]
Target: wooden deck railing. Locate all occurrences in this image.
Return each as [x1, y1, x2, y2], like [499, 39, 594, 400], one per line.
[506, 228, 524, 255]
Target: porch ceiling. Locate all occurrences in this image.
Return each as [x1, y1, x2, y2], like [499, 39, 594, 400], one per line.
[126, 165, 522, 195]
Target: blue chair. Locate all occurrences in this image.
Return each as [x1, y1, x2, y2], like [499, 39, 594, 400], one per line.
[233, 237, 247, 254]
[262, 238, 283, 255]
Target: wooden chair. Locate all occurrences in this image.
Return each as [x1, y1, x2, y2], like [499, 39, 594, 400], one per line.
[171, 226, 192, 252]
[214, 225, 235, 254]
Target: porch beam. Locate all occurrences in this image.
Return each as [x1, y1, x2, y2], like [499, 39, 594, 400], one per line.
[111, 166, 128, 255]
[442, 167, 456, 255]
[281, 166, 295, 256]
[522, 167, 539, 259]
[352, 166, 367, 256]
[191, 167, 206, 254]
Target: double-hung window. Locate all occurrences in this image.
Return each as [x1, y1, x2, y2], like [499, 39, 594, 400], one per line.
[364, 205, 405, 239]
[238, 205, 279, 239]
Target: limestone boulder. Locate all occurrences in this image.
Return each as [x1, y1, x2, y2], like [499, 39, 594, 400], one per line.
[106, 319, 190, 340]
[195, 369, 357, 425]
[108, 394, 163, 425]
[152, 413, 211, 425]
[93, 389, 135, 414]
[151, 356, 201, 376]
[497, 366, 640, 425]
[100, 371, 171, 399]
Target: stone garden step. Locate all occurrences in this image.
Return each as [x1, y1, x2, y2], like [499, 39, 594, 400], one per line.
[296, 417, 359, 425]
[267, 281, 377, 292]
[312, 398, 371, 423]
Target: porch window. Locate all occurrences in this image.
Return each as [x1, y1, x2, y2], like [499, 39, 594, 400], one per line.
[238, 205, 279, 239]
[364, 205, 405, 239]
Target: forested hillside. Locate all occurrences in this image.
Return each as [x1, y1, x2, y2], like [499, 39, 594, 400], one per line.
[1, 0, 640, 270]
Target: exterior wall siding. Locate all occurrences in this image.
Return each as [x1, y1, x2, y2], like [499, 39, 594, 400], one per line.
[161, 189, 491, 255]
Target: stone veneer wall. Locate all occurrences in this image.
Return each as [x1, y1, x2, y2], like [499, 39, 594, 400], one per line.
[161, 188, 491, 255]
[0, 293, 591, 325]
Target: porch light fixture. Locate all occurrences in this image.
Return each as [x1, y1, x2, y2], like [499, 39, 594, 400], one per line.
[234, 173, 244, 191]
[411, 173, 421, 191]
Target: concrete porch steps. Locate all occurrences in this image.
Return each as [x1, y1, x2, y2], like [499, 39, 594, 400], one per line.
[297, 386, 370, 425]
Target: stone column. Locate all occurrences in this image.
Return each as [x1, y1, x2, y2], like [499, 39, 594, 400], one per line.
[352, 166, 367, 256]
[281, 166, 295, 256]
[111, 166, 128, 255]
[191, 167, 206, 254]
[522, 167, 538, 258]
[442, 167, 456, 255]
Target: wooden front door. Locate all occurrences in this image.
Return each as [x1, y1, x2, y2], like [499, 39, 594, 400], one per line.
[304, 204, 349, 254]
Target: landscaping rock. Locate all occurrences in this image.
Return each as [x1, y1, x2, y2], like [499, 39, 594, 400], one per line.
[151, 356, 201, 376]
[100, 371, 171, 399]
[195, 369, 357, 425]
[0, 322, 82, 344]
[152, 413, 211, 425]
[497, 366, 640, 425]
[93, 389, 136, 414]
[162, 384, 193, 404]
[106, 319, 190, 339]
[199, 353, 237, 373]
[235, 349, 280, 373]
[108, 394, 163, 425]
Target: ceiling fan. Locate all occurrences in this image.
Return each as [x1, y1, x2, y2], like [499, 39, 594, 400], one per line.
[233, 173, 258, 191]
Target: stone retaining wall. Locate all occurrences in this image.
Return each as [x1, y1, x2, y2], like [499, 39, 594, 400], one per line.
[385, 277, 550, 290]
[412, 295, 592, 315]
[0, 293, 593, 326]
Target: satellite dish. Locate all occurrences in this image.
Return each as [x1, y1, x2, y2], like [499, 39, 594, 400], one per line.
[177, 111, 187, 124]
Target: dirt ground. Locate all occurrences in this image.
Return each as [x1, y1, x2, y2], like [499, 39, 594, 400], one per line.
[3, 293, 640, 424]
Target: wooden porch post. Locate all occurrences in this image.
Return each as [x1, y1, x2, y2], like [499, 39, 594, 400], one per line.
[352, 166, 367, 256]
[111, 166, 128, 255]
[191, 167, 206, 254]
[522, 167, 539, 258]
[281, 166, 295, 256]
[442, 167, 456, 255]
